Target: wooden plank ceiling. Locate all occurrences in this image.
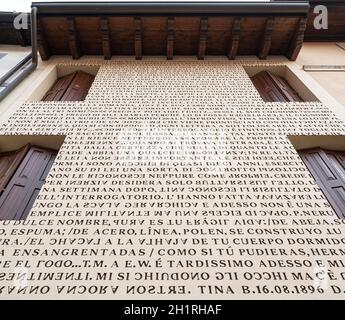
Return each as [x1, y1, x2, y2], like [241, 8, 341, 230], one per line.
[37, 15, 308, 61]
[2, 2, 345, 51]
[32, 2, 312, 61]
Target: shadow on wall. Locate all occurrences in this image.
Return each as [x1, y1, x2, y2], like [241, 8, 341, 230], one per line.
[289, 135, 345, 151]
[0, 135, 65, 152]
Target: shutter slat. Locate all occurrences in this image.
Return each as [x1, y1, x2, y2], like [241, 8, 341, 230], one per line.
[267, 71, 303, 102]
[326, 151, 345, 183]
[304, 151, 338, 182]
[0, 144, 29, 194]
[61, 71, 95, 101]
[41, 72, 76, 101]
[251, 71, 303, 102]
[251, 71, 287, 102]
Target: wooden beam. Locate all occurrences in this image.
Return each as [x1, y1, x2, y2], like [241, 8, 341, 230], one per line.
[100, 17, 112, 60]
[134, 17, 142, 60]
[198, 17, 208, 60]
[67, 17, 81, 59]
[37, 19, 50, 60]
[287, 17, 307, 61]
[167, 17, 174, 60]
[228, 17, 241, 60]
[259, 17, 274, 60]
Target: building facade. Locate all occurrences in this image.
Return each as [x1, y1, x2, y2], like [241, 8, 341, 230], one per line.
[0, 1, 345, 299]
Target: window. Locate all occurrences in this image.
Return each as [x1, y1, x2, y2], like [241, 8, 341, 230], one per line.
[298, 148, 345, 219]
[250, 70, 303, 102]
[0, 144, 57, 220]
[42, 70, 95, 101]
[244, 65, 319, 102]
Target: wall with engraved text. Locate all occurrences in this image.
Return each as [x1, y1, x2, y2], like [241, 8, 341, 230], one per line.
[0, 58, 345, 299]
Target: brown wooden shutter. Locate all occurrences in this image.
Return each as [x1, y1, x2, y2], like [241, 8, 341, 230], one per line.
[299, 148, 345, 219]
[60, 71, 95, 101]
[42, 72, 76, 101]
[0, 144, 29, 194]
[251, 71, 303, 102]
[325, 150, 345, 186]
[0, 146, 57, 220]
[251, 71, 287, 102]
[268, 72, 303, 102]
[41, 71, 94, 102]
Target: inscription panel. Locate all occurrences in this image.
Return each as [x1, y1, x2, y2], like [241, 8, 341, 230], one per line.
[0, 60, 345, 299]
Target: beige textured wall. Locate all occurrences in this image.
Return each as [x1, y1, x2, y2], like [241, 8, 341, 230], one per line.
[0, 57, 345, 300]
[0, 45, 31, 78]
[296, 43, 345, 108]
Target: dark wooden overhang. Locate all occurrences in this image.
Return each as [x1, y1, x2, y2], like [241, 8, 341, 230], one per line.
[32, 1, 311, 61]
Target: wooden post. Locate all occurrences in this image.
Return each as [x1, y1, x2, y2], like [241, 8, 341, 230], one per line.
[228, 17, 241, 60]
[259, 17, 274, 60]
[37, 19, 50, 60]
[198, 17, 208, 60]
[100, 17, 112, 60]
[67, 17, 81, 59]
[287, 17, 307, 61]
[167, 17, 174, 60]
[134, 17, 142, 60]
